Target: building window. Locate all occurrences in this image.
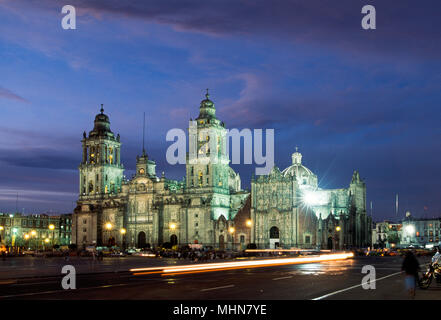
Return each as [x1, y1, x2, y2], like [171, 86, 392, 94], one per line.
[195, 223, 198, 227]
[83, 219, 87, 224]
[198, 172, 203, 187]
[305, 235, 311, 244]
[83, 228, 87, 233]
[240, 235, 245, 243]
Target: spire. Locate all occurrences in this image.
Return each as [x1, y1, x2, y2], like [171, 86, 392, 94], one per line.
[205, 88, 209, 99]
[142, 112, 146, 156]
[100, 104, 104, 114]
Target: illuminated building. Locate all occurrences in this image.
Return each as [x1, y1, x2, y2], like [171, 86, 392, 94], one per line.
[73, 93, 248, 249]
[72, 93, 371, 250]
[251, 149, 371, 249]
[0, 213, 72, 248]
[400, 212, 441, 248]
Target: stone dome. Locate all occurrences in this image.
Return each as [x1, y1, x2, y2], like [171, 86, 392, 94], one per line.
[281, 148, 318, 188]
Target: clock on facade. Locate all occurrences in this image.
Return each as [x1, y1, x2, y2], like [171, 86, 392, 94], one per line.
[139, 168, 145, 175]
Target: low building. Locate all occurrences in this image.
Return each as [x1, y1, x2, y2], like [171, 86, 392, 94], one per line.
[400, 212, 441, 248]
[0, 213, 72, 249]
[372, 220, 402, 248]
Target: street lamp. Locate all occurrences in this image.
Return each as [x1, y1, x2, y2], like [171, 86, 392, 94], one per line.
[49, 224, 55, 248]
[229, 227, 235, 251]
[105, 223, 112, 247]
[336, 226, 341, 232]
[30, 230, 37, 250]
[246, 219, 252, 227]
[0, 226, 4, 245]
[170, 223, 176, 230]
[120, 228, 127, 251]
[24, 233, 30, 249]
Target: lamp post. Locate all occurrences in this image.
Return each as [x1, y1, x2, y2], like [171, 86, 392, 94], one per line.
[44, 238, 50, 251]
[246, 219, 252, 249]
[229, 226, 235, 251]
[105, 222, 112, 247]
[335, 226, 341, 250]
[120, 228, 126, 251]
[24, 234, 30, 249]
[48, 224, 55, 249]
[0, 225, 4, 245]
[30, 230, 37, 250]
[169, 223, 177, 248]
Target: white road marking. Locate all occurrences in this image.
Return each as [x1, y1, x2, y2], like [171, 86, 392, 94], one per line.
[272, 276, 293, 281]
[0, 283, 128, 299]
[312, 262, 431, 300]
[201, 284, 235, 292]
[311, 271, 403, 300]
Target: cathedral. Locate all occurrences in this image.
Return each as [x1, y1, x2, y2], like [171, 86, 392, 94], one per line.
[251, 151, 371, 249]
[72, 94, 248, 250]
[72, 93, 371, 250]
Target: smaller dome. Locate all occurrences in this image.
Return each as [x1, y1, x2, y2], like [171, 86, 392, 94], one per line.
[89, 104, 114, 138]
[200, 92, 214, 108]
[197, 89, 217, 120]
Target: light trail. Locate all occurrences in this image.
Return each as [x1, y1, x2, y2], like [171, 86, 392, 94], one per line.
[130, 252, 354, 276]
[245, 249, 331, 253]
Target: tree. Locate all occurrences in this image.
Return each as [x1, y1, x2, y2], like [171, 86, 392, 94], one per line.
[387, 233, 399, 245]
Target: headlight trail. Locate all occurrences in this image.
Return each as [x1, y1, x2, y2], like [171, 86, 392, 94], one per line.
[130, 252, 354, 276]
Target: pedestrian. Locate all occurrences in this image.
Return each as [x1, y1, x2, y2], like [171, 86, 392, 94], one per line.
[401, 250, 420, 298]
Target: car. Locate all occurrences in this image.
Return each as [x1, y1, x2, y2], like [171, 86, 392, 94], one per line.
[22, 250, 36, 256]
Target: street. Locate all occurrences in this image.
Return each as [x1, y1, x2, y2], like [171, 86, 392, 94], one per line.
[0, 255, 439, 300]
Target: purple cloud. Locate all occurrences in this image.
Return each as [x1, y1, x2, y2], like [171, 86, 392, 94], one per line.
[8, 0, 441, 61]
[0, 86, 28, 103]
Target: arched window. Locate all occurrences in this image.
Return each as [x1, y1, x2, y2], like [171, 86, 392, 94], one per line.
[269, 226, 279, 239]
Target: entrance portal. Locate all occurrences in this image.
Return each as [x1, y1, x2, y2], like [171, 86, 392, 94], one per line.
[138, 231, 146, 248]
[219, 235, 225, 250]
[327, 236, 333, 250]
[170, 234, 178, 246]
[269, 226, 280, 249]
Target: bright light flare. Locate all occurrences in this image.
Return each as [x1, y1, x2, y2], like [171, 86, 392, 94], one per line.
[405, 225, 415, 234]
[303, 191, 318, 206]
[130, 252, 354, 276]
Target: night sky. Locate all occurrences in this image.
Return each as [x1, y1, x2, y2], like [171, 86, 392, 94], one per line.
[0, 0, 440, 221]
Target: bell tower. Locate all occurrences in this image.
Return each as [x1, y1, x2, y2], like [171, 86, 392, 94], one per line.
[186, 90, 229, 190]
[79, 105, 124, 198]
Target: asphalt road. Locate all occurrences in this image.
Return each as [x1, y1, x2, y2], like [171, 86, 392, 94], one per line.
[0, 256, 439, 300]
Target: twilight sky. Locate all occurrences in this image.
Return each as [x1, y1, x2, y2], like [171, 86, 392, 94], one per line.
[0, 0, 440, 221]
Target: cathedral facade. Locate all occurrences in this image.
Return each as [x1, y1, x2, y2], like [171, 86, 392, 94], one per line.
[72, 94, 248, 249]
[250, 150, 371, 250]
[72, 94, 371, 250]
